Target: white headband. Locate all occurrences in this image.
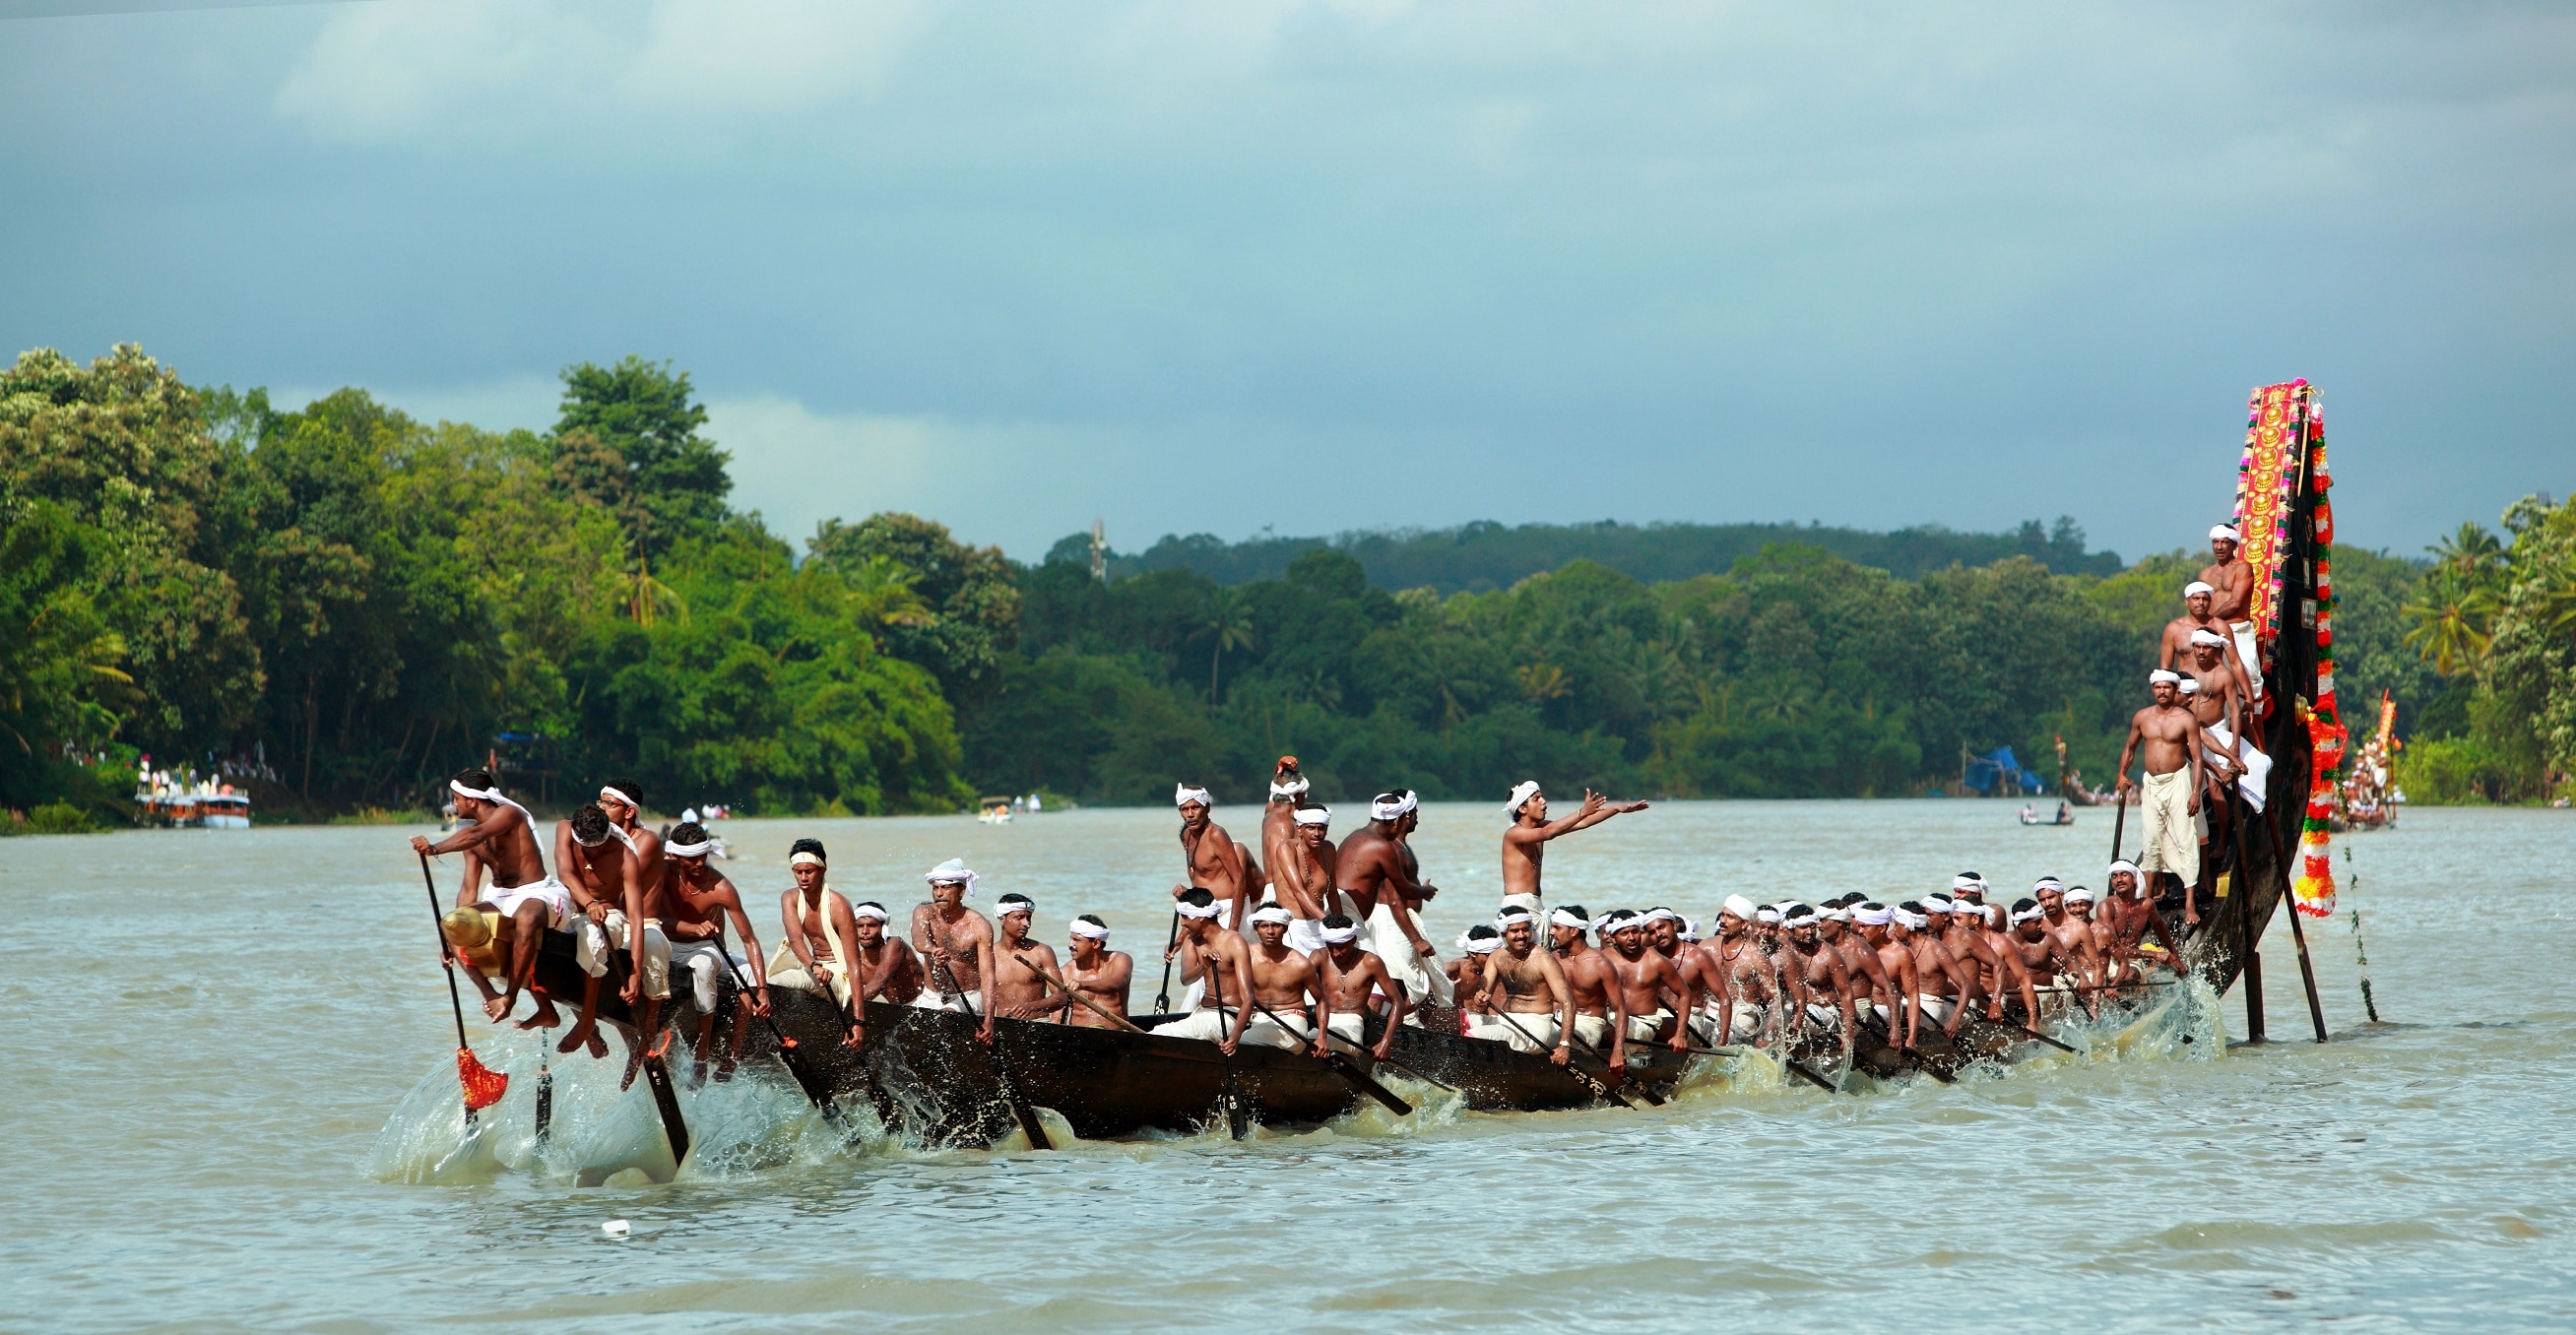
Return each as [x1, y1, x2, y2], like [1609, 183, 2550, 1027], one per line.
[789, 851, 824, 868]
[2108, 860, 2145, 895]
[1461, 932, 1502, 955]
[665, 838, 716, 858]
[1643, 907, 1683, 924]
[2011, 905, 2046, 924]
[2210, 525, 2239, 542]
[1754, 908, 1780, 924]
[997, 895, 1035, 916]
[1320, 923, 1361, 946]
[1294, 805, 1331, 827]
[1505, 780, 1542, 815]
[1823, 906, 1851, 923]
[1854, 904, 1894, 926]
[1950, 873, 1984, 892]
[599, 785, 637, 810]
[1371, 792, 1419, 821]
[1495, 906, 1535, 926]
[2178, 678, 2201, 695]
[1676, 917, 1702, 941]
[1175, 784, 1212, 808]
[1782, 908, 1819, 928]
[1268, 776, 1310, 798]
[1176, 900, 1224, 921]
[1893, 909, 1927, 930]
[1922, 895, 1954, 915]
[2184, 581, 2216, 597]
[2190, 629, 2229, 647]
[1248, 904, 1294, 926]
[1069, 918, 1111, 940]
[1552, 909, 1592, 930]
[2064, 886, 2096, 904]
[925, 858, 978, 897]
[2150, 669, 2183, 685]
[1721, 894, 1756, 921]
[2033, 877, 2064, 893]
[852, 901, 890, 922]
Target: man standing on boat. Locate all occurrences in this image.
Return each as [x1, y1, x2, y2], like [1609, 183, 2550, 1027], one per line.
[662, 822, 769, 1082]
[412, 768, 568, 1029]
[988, 893, 1071, 1021]
[1171, 785, 1255, 930]
[1468, 906, 1576, 1063]
[1499, 782, 1647, 917]
[1313, 913, 1405, 1059]
[1063, 916, 1131, 1029]
[1256, 757, 1308, 921]
[912, 858, 1000, 1038]
[1270, 802, 1340, 952]
[1337, 790, 1448, 1011]
[2185, 629, 2268, 814]
[2199, 524, 2265, 705]
[2158, 582, 2235, 678]
[771, 838, 864, 1047]
[2115, 671, 2213, 925]
[1153, 888, 1259, 1052]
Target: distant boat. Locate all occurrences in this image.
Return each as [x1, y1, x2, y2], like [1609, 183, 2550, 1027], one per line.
[136, 788, 251, 829]
[977, 796, 1014, 825]
[2019, 802, 2075, 827]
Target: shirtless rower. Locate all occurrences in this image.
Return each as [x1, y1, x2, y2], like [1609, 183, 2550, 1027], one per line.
[1703, 896, 1778, 1046]
[911, 858, 999, 1039]
[1777, 905, 1860, 1043]
[770, 838, 864, 1047]
[662, 821, 769, 1082]
[1450, 925, 1502, 1032]
[1171, 784, 1255, 930]
[2200, 524, 2265, 704]
[1233, 904, 1332, 1054]
[1062, 916, 1132, 1030]
[1851, 902, 1926, 1049]
[2158, 582, 2235, 677]
[1947, 898, 2041, 1024]
[2063, 887, 2112, 986]
[2186, 629, 2269, 819]
[1642, 907, 1689, 967]
[1336, 790, 1445, 1008]
[412, 768, 568, 1029]
[1550, 907, 1630, 1074]
[2115, 671, 2214, 924]
[1269, 802, 1340, 952]
[2030, 878, 2105, 1012]
[549, 801, 628, 1057]
[1818, 899, 1900, 1028]
[988, 893, 1070, 1021]
[1470, 907, 1577, 1063]
[591, 779, 678, 1077]
[1257, 757, 1310, 924]
[846, 900, 927, 1015]
[1151, 888, 1259, 1052]
[1313, 914, 1405, 1059]
[1893, 902, 1979, 1045]
[2005, 898, 2083, 1019]
[1500, 782, 1648, 916]
[1603, 912, 1693, 1057]
[2098, 859, 2186, 985]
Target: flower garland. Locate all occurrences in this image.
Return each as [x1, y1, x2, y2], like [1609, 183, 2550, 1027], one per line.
[2293, 391, 2344, 918]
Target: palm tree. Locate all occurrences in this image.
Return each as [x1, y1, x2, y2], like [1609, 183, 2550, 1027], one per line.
[2430, 522, 2505, 583]
[2402, 575, 2498, 675]
[615, 548, 687, 629]
[1205, 590, 1256, 704]
[839, 555, 934, 630]
[1515, 661, 1571, 705]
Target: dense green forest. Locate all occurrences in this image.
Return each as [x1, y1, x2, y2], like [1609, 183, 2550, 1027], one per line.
[3, 345, 2568, 829]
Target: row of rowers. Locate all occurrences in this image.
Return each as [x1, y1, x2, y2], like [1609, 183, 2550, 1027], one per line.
[1427, 866, 2185, 1073]
[415, 769, 1162, 1085]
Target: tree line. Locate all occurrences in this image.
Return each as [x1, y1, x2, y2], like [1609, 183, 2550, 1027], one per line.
[3, 345, 2567, 828]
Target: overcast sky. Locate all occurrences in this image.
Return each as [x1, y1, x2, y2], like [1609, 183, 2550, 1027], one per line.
[4, 1, 2569, 563]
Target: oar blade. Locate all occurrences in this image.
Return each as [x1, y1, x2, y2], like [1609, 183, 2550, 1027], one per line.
[457, 1048, 510, 1112]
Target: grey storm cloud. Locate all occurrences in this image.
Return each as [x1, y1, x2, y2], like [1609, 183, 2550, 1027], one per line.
[2, 0, 2569, 561]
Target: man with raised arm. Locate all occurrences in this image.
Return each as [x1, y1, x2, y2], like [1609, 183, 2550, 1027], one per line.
[1313, 913, 1404, 1059]
[1270, 802, 1340, 952]
[2200, 523, 2265, 703]
[2115, 671, 2214, 924]
[1063, 916, 1131, 1030]
[412, 767, 568, 1029]
[1550, 906, 1629, 1075]
[771, 837, 864, 1046]
[2157, 582, 2236, 676]
[988, 892, 1071, 1021]
[1499, 782, 1648, 916]
[1171, 784, 1254, 930]
[662, 821, 769, 1082]
[1152, 888, 1259, 1052]
[911, 858, 999, 1037]
[1336, 790, 1445, 1009]
[550, 801, 627, 1059]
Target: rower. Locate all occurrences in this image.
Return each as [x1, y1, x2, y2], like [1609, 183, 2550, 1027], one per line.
[2158, 581, 2235, 677]
[1642, 907, 1687, 965]
[1336, 790, 1446, 1015]
[1235, 904, 1331, 1054]
[1603, 912, 1692, 1056]
[1778, 904, 1860, 1040]
[551, 801, 627, 1058]
[1817, 898, 1900, 1027]
[1270, 802, 1339, 952]
[1151, 888, 1258, 1052]
[1171, 784, 1254, 930]
[662, 822, 769, 1083]
[1314, 913, 1405, 1059]
[1500, 781, 1646, 916]
[1469, 906, 1577, 1063]
[2115, 671, 2214, 925]
[770, 838, 863, 1046]
[1550, 906, 1630, 1074]
[1062, 916, 1132, 1030]
[2062, 886, 2109, 972]
[1892, 902, 1976, 1044]
[1949, 898, 2041, 1024]
[593, 778, 675, 1079]
[2099, 859, 2186, 983]
[847, 900, 927, 1019]
[2199, 524, 2265, 705]
[411, 768, 568, 1029]
[1853, 901, 1925, 1048]
[1450, 925, 1503, 1033]
[2006, 898, 2081, 1016]
[986, 893, 1069, 1022]
[2031, 878, 2104, 1009]
[1707, 895, 1777, 1046]
[1752, 903, 1784, 952]
[1673, 912, 1733, 1045]
[911, 858, 999, 1038]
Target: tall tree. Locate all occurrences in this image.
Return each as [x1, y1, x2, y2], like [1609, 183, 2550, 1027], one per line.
[552, 356, 731, 560]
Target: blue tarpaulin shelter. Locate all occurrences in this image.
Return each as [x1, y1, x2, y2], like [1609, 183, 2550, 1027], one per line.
[1963, 746, 2046, 795]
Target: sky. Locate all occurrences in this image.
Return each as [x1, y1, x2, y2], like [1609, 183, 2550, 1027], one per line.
[3, 1, 2570, 564]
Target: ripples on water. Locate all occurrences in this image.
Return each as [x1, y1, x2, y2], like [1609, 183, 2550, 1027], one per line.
[6, 802, 2571, 1331]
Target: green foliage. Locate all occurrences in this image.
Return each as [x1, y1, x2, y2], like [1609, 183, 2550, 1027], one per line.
[552, 356, 732, 560]
[807, 513, 1019, 700]
[2392, 735, 2512, 804]
[13, 801, 104, 835]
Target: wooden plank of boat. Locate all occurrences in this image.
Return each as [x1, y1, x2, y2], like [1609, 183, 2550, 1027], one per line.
[1385, 1020, 1689, 1112]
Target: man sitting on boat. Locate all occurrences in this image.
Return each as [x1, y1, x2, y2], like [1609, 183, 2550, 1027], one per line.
[411, 768, 568, 1028]
[1467, 905, 1576, 1063]
[911, 858, 998, 1032]
[1152, 888, 1259, 1053]
[662, 822, 769, 1082]
[1604, 911, 1693, 1055]
[1449, 924, 1501, 1032]
[1063, 916, 1131, 1030]
[846, 900, 927, 1016]
[769, 838, 863, 1047]
[1549, 906, 1629, 1073]
[1237, 904, 1332, 1054]
[2098, 859, 2186, 985]
[551, 801, 638, 1060]
[989, 893, 1072, 1021]
[1313, 913, 1404, 1059]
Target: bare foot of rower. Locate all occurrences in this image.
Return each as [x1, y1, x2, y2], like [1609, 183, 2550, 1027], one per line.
[516, 996, 563, 1030]
[714, 1056, 738, 1083]
[584, 1030, 608, 1059]
[557, 1017, 600, 1055]
[483, 994, 512, 1024]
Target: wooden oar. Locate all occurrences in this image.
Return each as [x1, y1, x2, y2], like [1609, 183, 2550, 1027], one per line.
[534, 1021, 552, 1142]
[710, 935, 847, 1131]
[1197, 953, 1254, 1140]
[1858, 1012, 1957, 1085]
[931, 955, 1052, 1150]
[1151, 910, 1182, 1013]
[1991, 1016, 2078, 1053]
[1564, 1020, 1665, 1107]
[1491, 1010, 1638, 1109]
[1237, 994, 1414, 1115]
[417, 854, 509, 1122]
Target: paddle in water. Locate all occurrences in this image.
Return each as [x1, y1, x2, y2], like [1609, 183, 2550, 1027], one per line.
[932, 954, 1052, 1150]
[417, 854, 509, 1122]
[710, 935, 849, 1131]
[1492, 1010, 1638, 1110]
[1240, 993, 1414, 1116]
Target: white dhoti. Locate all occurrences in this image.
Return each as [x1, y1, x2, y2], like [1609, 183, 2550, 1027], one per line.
[1499, 892, 1543, 917]
[669, 938, 757, 1012]
[2204, 722, 2273, 814]
[576, 911, 673, 1000]
[484, 875, 571, 928]
[1715, 1002, 1768, 1045]
[2228, 620, 2264, 698]
[1150, 1007, 1231, 1042]
[1364, 903, 1454, 1006]
[2136, 768, 2201, 883]
[1320, 1010, 1366, 1052]
[1283, 919, 1325, 953]
[1630, 1008, 1675, 1044]
[1571, 1012, 1611, 1050]
[1243, 1008, 1315, 1052]
[910, 990, 973, 1013]
[1914, 993, 1960, 1028]
[766, 938, 853, 1007]
[1470, 1011, 1562, 1053]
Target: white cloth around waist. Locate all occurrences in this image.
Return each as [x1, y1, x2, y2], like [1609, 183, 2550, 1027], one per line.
[575, 910, 673, 1000]
[486, 875, 571, 928]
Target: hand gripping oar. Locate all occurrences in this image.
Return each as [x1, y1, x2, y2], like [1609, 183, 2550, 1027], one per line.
[708, 935, 847, 1131]
[1563, 1019, 1665, 1107]
[1040, 960, 1456, 1095]
[1491, 1010, 1638, 1109]
[418, 854, 509, 1121]
[1152, 910, 1182, 1013]
[1195, 952, 1254, 1140]
[932, 954, 1052, 1150]
[1237, 994, 1413, 1116]
[1857, 1011, 1956, 1085]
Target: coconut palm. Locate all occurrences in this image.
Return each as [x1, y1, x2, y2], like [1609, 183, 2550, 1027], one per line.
[1205, 590, 1256, 704]
[2430, 522, 2505, 583]
[2402, 574, 2498, 675]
